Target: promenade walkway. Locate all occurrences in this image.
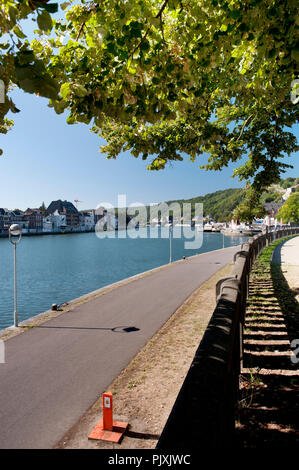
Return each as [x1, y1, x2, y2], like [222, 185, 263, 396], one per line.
[0, 245, 239, 449]
[273, 235, 299, 303]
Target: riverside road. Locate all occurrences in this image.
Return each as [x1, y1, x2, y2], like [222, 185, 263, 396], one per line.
[0, 245, 239, 449]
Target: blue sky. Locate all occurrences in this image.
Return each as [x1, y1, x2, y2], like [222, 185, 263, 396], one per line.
[1, 87, 298, 211]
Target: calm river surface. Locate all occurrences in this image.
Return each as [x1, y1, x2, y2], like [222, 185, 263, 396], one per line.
[0, 228, 247, 330]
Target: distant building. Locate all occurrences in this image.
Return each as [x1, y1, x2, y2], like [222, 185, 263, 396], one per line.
[0, 208, 8, 232]
[0, 209, 28, 232]
[43, 210, 67, 232]
[23, 208, 43, 231]
[47, 200, 79, 228]
[10, 210, 25, 225]
[263, 202, 284, 226]
[79, 211, 95, 231]
[282, 186, 296, 201]
[263, 202, 283, 218]
[93, 206, 107, 224]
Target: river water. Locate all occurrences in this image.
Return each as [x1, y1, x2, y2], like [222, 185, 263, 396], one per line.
[0, 227, 246, 330]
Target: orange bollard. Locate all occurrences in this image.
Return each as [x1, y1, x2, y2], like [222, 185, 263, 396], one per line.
[103, 392, 113, 431]
[88, 391, 128, 443]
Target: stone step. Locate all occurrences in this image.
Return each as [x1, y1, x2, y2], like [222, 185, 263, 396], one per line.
[241, 367, 299, 377]
[244, 350, 292, 357]
[244, 330, 288, 337]
[243, 340, 291, 352]
[245, 323, 287, 329]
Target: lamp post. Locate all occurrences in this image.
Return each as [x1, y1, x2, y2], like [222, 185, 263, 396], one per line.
[9, 224, 22, 328]
[169, 224, 173, 263]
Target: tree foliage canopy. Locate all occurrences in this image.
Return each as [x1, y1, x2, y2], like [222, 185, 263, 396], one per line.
[280, 176, 299, 189]
[0, 0, 298, 190]
[232, 184, 266, 222]
[277, 193, 299, 222]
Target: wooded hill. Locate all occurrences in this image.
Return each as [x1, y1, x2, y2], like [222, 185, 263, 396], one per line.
[113, 177, 298, 223]
[143, 177, 298, 222]
[165, 188, 244, 222]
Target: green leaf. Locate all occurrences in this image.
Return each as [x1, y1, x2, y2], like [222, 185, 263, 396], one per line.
[37, 11, 53, 32]
[18, 77, 59, 99]
[140, 40, 150, 52]
[229, 10, 241, 20]
[67, 114, 76, 124]
[17, 50, 35, 66]
[52, 99, 68, 114]
[9, 6, 18, 25]
[72, 83, 88, 98]
[42, 3, 58, 14]
[60, 2, 70, 10]
[60, 83, 88, 99]
[15, 66, 35, 81]
[60, 83, 72, 100]
[268, 48, 276, 58]
[18, 78, 36, 94]
[13, 25, 26, 39]
[36, 77, 59, 100]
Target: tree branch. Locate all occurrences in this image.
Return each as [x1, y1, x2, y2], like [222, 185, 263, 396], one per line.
[130, 0, 169, 58]
[236, 114, 254, 142]
[76, 21, 86, 41]
[76, 3, 98, 41]
[274, 115, 278, 139]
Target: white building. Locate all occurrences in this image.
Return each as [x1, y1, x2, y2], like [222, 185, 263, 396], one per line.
[43, 210, 67, 232]
[282, 186, 296, 201]
[79, 211, 95, 231]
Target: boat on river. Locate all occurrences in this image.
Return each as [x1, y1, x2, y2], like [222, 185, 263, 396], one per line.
[203, 223, 213, 232]
[221, 224, 262, 237]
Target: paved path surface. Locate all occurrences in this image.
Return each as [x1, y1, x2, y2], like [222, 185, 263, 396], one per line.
[0, 246, 239, 449]
[272, 234, 299, 266]
[273, 235, 299, 301]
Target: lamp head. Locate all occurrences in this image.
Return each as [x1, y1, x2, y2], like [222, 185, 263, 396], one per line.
[9, 224, 22, 237]
[9, 224, 22, 245]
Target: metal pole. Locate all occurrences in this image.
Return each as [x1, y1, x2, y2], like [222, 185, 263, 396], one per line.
[14, 242, 18, 327]
[169, 226, 172, 263]
[223, 232, 225, 249]
[9, 224, 21, 328]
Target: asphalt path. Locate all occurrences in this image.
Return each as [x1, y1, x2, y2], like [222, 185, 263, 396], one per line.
[0, 245, 240, 449]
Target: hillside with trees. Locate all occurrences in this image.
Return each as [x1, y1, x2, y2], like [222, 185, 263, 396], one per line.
[165, 188, 244, 221]
[133, 176, 298, 222]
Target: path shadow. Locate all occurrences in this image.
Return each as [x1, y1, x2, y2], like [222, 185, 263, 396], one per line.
[35, 325, 140, 333]
[125, 428, 160, 440]
[235, 374, 299, 448]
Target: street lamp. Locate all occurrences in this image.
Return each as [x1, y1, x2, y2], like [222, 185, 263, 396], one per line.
[9, 224, 22, 328]
[169, 224, 173, 263]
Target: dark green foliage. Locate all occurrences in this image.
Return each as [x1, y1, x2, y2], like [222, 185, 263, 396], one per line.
[166, 188, 245, 221]
[260, 190, 282, 204]
[280, 177, 299, 189]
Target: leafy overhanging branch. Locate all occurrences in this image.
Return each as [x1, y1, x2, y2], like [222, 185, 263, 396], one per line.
[0, 0, 298, 191]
